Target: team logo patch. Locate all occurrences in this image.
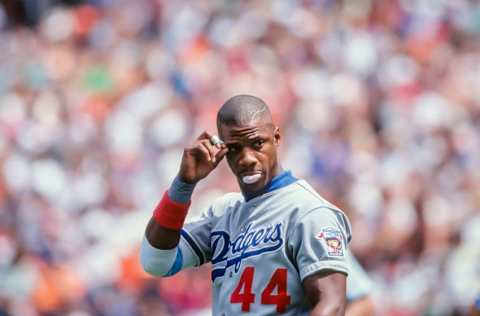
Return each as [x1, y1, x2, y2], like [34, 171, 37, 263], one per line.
[316, 227, 344, 256]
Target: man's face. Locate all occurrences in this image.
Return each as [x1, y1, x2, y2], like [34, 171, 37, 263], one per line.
[218, 121, 281, 195]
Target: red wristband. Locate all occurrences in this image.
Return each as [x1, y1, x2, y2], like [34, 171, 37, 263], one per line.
[153, 191, 190, 230]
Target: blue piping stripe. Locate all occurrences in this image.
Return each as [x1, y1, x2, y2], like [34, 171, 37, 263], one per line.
[165, 249, 183, 276]
[211, 268, 225, 282]
[180, 229, 205, 265]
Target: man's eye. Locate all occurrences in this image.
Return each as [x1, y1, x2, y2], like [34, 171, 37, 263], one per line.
[253, 140, 264, 149]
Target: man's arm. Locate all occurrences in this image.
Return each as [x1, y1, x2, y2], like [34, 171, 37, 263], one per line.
[287, 207, 352, 315]
[144, 131, 227, 250]
[303, 271, 347, 316]
[141, 132, 227, 276]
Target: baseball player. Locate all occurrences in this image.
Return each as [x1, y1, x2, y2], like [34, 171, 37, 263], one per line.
[141, 95, 352, 315]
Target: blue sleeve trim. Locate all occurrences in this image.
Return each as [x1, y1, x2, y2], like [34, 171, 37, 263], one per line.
[165, 248, 183, 277]
[181, 229, 205, 265]
[475, 295, 480, 310]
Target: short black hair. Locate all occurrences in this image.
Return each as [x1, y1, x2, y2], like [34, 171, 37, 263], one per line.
[217, 95, 273, 128]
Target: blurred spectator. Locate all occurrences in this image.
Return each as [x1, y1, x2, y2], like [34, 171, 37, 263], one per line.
[0, 0, 479, 315]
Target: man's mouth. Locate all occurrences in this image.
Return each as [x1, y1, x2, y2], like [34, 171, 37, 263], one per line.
[240, 171, 263, 185]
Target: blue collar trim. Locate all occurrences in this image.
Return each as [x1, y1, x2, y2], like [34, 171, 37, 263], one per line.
[244, 170, 297, 201]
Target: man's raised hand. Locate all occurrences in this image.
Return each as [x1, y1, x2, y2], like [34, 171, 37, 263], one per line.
[177, 131, 228, 184]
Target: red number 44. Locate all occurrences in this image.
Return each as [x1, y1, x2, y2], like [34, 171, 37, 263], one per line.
[230, 267, 291, 313]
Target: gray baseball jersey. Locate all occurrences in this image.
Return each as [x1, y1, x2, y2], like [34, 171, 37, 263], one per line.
[173, 173, 352, 315]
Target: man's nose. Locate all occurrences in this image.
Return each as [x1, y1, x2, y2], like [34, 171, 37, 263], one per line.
[238, 148, 258, 169]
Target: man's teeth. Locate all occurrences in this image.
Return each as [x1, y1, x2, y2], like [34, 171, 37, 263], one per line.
[242, 174, 262, 184]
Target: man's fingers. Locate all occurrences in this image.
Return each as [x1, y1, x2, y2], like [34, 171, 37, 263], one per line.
[213, 146, 228, 166]
[192, 143, 213, 162]
[197, 131, 225, 149]
[197, 131, 213, 141]
[192, 132, 225, 164]
[198, 140, 215, 162]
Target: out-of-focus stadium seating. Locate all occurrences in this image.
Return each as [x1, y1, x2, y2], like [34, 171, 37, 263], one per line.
[0, 0, 479, 315]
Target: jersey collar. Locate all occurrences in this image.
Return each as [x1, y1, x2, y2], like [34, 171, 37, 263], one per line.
[243, 170, 298, 201]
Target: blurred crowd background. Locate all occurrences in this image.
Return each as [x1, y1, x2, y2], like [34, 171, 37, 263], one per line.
[0, 0, 479, 315]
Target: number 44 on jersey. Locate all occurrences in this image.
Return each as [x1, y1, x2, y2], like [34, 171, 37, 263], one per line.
[230, 266, 291, 313]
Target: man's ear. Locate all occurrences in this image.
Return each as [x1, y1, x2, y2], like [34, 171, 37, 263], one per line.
[273, 126, 281, 146]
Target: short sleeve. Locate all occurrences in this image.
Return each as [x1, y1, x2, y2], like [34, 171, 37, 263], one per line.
[288, 207, 352, 281]
[179, 207, 215, 267]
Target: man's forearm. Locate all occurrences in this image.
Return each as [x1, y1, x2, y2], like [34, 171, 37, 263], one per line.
[144, 176, 196, 249]
[141, 176, 195, 276]
[304, 272, 347, 316]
